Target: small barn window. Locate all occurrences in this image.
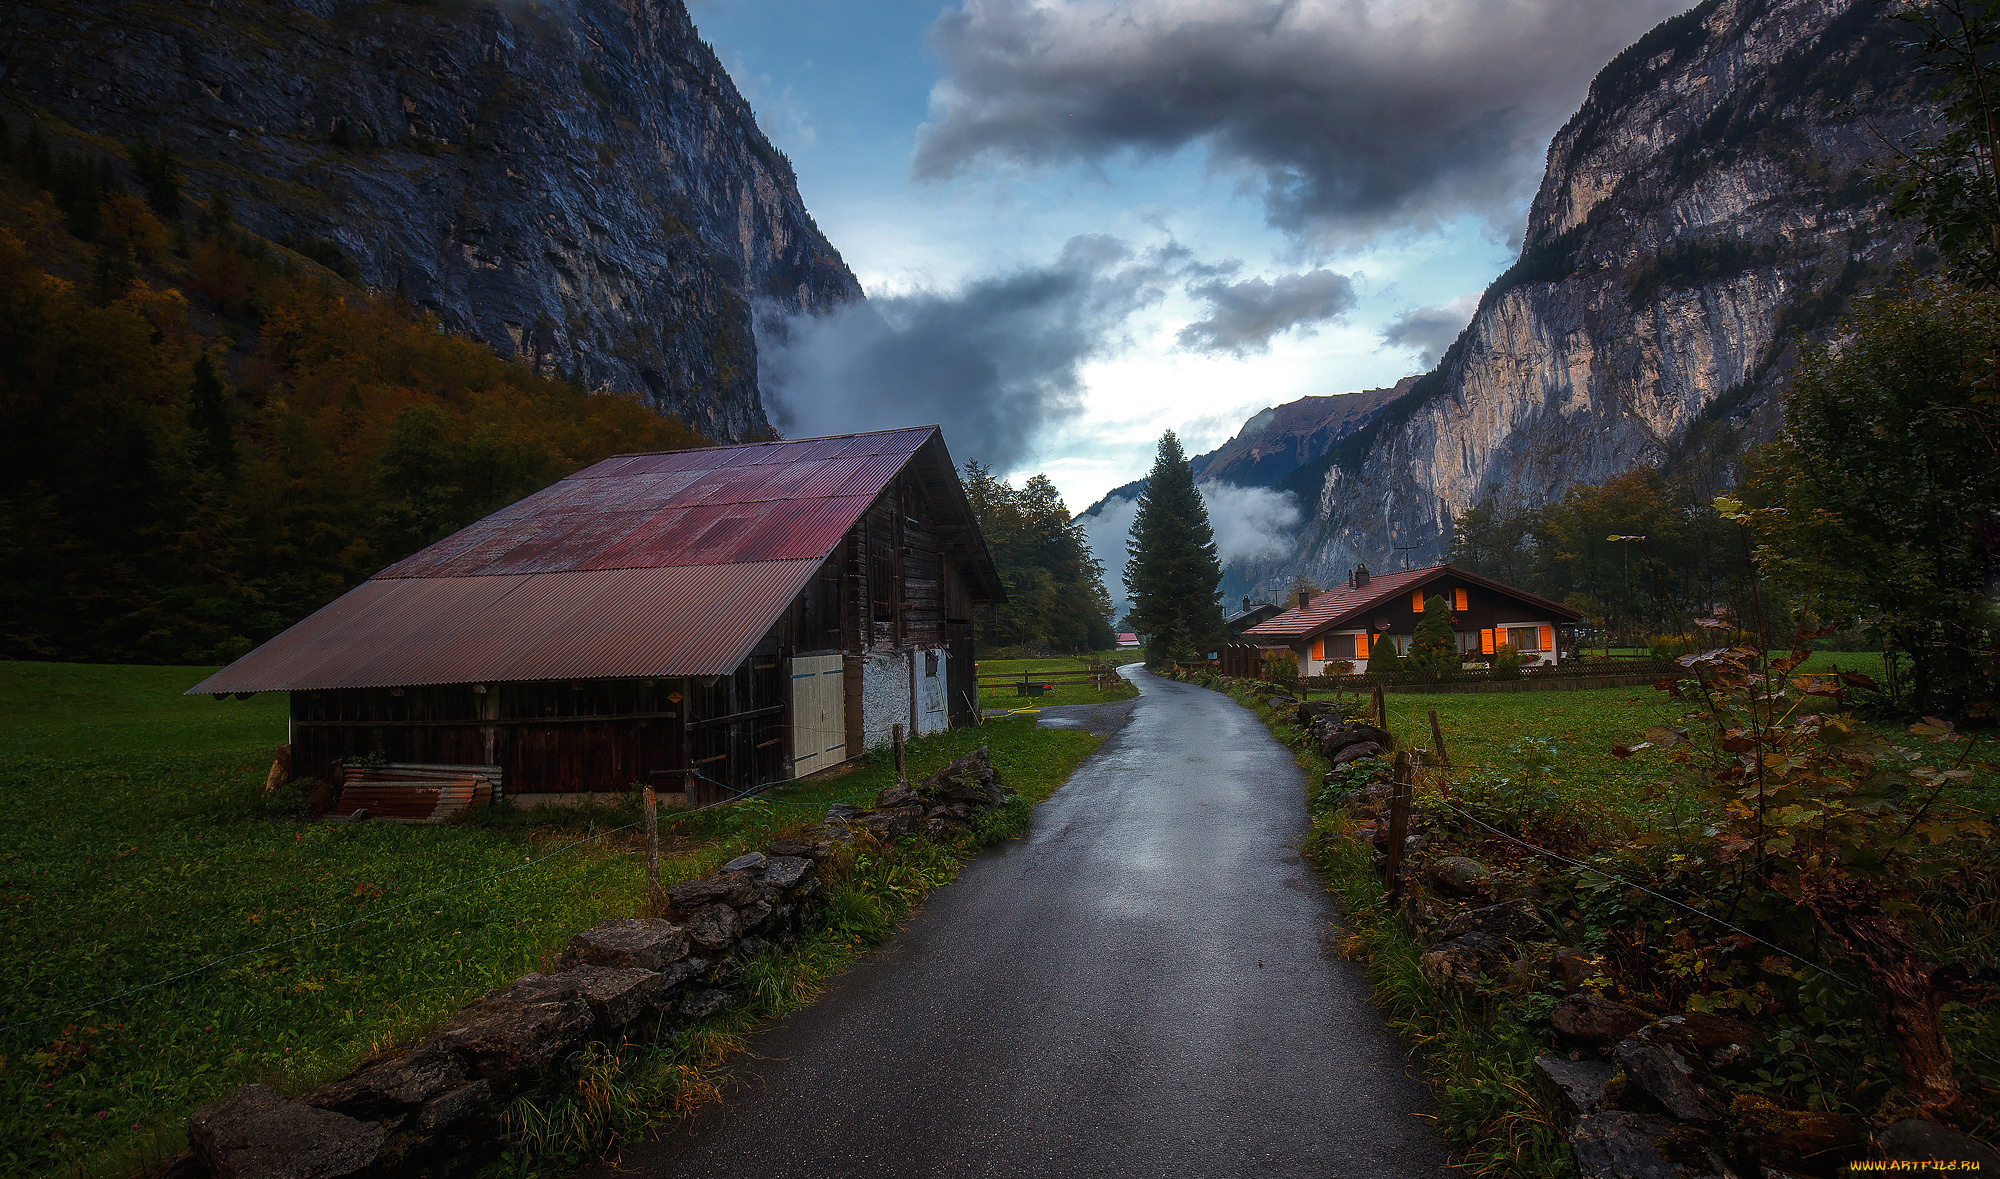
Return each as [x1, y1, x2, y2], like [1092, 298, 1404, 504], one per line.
[871, 551, 896, 622]
[924, 650, 939, 677]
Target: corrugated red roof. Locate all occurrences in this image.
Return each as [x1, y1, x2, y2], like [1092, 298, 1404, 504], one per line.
[1243, 563, 1582, 639]
[189, 562, 822, 691]
[189, 426, 990, 694]
[378, 426, 935, 578]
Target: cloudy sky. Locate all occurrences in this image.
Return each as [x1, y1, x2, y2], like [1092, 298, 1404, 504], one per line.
[694, 0, 1692, 512]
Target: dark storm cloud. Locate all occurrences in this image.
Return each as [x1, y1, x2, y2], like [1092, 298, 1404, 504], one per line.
[1178, 268, 1357, 355]
[758, 235, 1169, 471]
[1380, 295, 1480, 367]
[914, 0, 1693, 244]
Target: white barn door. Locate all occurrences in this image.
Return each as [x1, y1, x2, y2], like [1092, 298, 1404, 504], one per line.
[790, 654, 847, 779]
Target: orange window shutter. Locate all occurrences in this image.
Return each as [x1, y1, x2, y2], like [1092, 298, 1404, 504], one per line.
[1411, 591, 1424, 612]
[1481, 628, 1495, 655]
[1454, 588, 1468, 610]
[1541, 625, 1554, 653]
[1311, 638, 1324, 661]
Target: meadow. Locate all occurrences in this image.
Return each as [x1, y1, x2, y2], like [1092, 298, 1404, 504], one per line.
[974, 653, 1141, 711]
[0, 661, 1098, 1176]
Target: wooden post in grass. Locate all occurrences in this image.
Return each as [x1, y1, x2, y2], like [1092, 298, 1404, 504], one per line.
[1371, 683, 1386, 728]
[1384, 751, 1413, 904]
[642, 785, 664, 917]
[1427, 709, 1452, 800]
[892, 722, 906, 784]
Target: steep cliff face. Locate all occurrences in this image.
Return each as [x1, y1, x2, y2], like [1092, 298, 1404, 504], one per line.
[0, 0, 862, 439]
[1254, 0, 1932, 593]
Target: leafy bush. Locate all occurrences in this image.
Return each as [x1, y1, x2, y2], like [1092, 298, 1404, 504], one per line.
[1490, 643, 1524, 680]
[1263, 650, 1299, 680]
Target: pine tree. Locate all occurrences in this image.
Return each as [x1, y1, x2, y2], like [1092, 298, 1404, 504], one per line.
[1408, 594, 1461, 681]
[1365, 633, 1406, 679]
[1123, 431, 1224, 666]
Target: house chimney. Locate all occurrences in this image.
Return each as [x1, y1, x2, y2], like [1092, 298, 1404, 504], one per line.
[1242, 595, 1252, 612]
[1353, 562, 1370, 588]
[1293, 588, 1312, 610]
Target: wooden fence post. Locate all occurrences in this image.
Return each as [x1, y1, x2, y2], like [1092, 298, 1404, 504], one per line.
[892, 722, 906, 784]
[643, 784, 664, 917]
[1371, 683, 1386, 728]
[1383, 751, 1413, 904]
[1428, 709, 1449, 766]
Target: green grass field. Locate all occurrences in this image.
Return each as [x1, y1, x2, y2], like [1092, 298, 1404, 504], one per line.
[0, 661, 1097, 1177]
[974, 654, 1140, 710]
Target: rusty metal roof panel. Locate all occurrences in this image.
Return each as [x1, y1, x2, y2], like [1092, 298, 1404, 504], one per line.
[379, 429, 934, 579]
[191, 427, 973, 693]
[188, 561, 823, 692]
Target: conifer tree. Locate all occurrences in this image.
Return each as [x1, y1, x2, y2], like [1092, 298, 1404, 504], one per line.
[1365, 632, 1406, 679]
[1408, 594, 1461, 681]
[1123, 431, 1223, 665]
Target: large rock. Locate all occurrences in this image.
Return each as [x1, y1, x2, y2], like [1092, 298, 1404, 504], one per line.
[1534, 1055, 1615, 1124]
[415, 1079, 493, 1134]
[1441, 898, 1548, 943]
[188, 1084, 385, 1179]
[876, 784, 924, 809]
[1550, 993, 1651, 1045]
[926, 747, 1009, 807]
[684, 902, 743, 950]
[1329, 741, 1384, 767]
[1878, 1120, 2000, 1170]
[560, 918, 691, 971]
[1417, 932, 1509, 997]
[1427, 856, 1492, 896]
[720, 851, 767, 873]
[1613, 1034, 1720, 1122]
[304, 1043, 466, 1119]
[556, 965, 669, 1029]
[765, 836, 833, 860]
[760, 855, 815, 890]
[1571, 1110, 1737, 1179]
[1323, 724, 1392, 756]
[431, 974, 595, 1088]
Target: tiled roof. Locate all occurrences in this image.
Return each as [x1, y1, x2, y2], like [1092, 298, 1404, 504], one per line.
[1242, 563, 1581, 639]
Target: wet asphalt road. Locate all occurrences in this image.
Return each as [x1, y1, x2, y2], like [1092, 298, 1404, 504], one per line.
[589, 667, 1449, 1179]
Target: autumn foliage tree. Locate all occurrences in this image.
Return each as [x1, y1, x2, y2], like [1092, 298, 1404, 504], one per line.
[0, 121, 705, 663]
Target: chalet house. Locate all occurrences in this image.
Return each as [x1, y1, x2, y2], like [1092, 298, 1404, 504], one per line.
[190, 427, 1002, 808]
[1239, 563, 1582, 676]
[1225, 597, 1286, 636]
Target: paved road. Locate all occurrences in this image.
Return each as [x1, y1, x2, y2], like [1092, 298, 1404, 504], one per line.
[590, 667, 1449, 1179]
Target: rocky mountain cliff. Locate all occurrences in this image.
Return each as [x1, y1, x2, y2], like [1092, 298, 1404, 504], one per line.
[0, 0, 861, 439]
[1225, 0, 1933, 596]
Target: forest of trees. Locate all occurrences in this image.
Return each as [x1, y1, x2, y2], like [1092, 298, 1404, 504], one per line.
[0, 119, 708, 664]
[1448, 466, 1759, 646]
[960, 464, 1117, 654]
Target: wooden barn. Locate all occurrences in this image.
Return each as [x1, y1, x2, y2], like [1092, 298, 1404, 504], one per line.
[190, 426, 1003, 812]
[1229, 562, 1583, 677]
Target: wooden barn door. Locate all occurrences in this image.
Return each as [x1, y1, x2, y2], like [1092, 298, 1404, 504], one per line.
[789, 654, 847, 779]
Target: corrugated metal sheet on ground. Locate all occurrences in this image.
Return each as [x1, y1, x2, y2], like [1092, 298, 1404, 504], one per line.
[187, 560, 823, 693]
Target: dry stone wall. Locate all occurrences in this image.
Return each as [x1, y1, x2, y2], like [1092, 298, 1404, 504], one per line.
[169, 748, 1014, 1179]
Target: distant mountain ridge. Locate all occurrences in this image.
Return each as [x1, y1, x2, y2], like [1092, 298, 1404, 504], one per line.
[1088, 0, 1935, 602]
[0, 0, 862, 439]
[1082, 378, 1413, 511]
